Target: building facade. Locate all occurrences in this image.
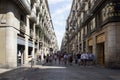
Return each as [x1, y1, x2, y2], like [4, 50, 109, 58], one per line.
[62, 0, 120, 68]
[0, 0, 58, 68]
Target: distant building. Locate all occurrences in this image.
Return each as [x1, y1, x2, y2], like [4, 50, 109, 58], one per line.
[62, 0, 120, 68]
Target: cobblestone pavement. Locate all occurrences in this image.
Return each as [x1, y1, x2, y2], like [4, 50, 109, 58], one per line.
[0, 62, 120, 80]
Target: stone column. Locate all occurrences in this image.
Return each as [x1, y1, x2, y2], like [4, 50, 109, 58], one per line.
[6, 27, 17, 68]
[5, 11, 18, 68]
[93, 36, 97, 62]
[24, 36, 29, 64]
[24, 16, 29, 64]
[0, 28, 6, 67]
[32, 23, 36, 59]
[106, 23, 120, 68]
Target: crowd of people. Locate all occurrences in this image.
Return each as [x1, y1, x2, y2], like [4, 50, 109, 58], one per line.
[37, 52, 95, 66]
[75, 52, 95, 66]
[43, 53, 73, 65]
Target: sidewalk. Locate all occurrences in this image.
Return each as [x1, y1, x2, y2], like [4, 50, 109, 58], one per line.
[0, 64, 30, 74]
[0, 63, 42, 74]
[0, 68, 11, 74]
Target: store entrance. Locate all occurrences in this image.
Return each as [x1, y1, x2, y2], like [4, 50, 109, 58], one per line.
[97, 42, 105, 66]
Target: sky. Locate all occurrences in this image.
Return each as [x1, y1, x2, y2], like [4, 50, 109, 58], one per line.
[48, 0, 72, 49]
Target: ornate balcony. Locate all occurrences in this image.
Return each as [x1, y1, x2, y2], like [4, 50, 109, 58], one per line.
[20, 21, 25, 33]
[36, 17, 40, 26]
[36, 0, 40, 11]
[90, 0, 105, 13]
[31, 0, 37, 4]
[29, 6, 37, 22]
[82, 0, 88, 2]
[80, 1, 87, 9]
[30, 29, 34, 38]
[13, 0, 31, 14]
[36, 35, 39, 41]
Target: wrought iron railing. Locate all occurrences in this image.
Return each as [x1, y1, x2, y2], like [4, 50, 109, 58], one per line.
[30, 29, 34, 38]
[20, 21, 25, 33]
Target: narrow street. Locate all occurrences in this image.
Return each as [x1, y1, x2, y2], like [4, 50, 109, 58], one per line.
[0, 0, 120, 80]
[0, 61, 120, 80]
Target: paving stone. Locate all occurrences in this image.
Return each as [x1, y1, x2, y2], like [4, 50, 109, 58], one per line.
[0, 62, 120, 80]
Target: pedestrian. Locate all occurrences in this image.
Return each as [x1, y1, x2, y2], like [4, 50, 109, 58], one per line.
[49, 54, 53, 63]
[37, 55, 41, 64]
[54, 54, 57, 63]
[81, 52, 88, 66]
[64, 54, 68, 65]
[31, 58, 34, 68]
[46, 54, 49, 63]
[43, 55, 46, 60]
[77, 52, 81, 65]
[75, 54, 77, 64]
[89, 52, 95, 65]
[61, 54, 64, 64]
[69, 54, 73, 65]
[58, 54, 61, 64]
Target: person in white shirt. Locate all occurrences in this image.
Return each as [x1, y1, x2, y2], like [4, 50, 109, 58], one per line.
[81, 52, 88, 66]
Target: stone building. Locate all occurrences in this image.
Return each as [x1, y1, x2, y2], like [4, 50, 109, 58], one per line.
[0, 0, 58, 68]
[62, 0, 120, 68]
